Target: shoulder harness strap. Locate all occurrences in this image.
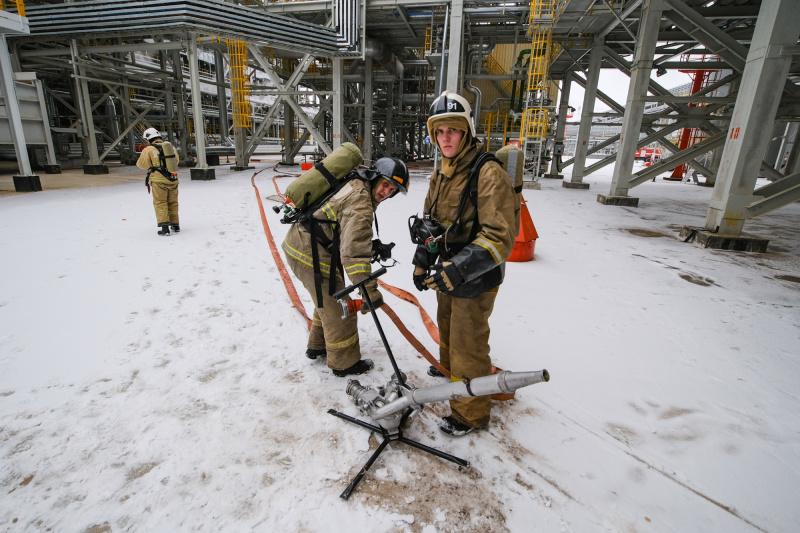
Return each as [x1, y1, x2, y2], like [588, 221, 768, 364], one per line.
[315, 161, 339, 189]
[301, 170, 363, 307]
[451, 152, 501, 238]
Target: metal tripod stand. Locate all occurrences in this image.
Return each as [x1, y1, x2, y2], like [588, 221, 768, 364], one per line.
[328, 408, 469, 499]
[328, 267, 469, 500]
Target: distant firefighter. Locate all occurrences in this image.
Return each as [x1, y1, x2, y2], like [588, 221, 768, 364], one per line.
[137, 127, 180, 236]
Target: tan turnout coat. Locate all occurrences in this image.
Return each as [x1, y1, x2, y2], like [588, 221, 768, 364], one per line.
[282, 178, 379, 370]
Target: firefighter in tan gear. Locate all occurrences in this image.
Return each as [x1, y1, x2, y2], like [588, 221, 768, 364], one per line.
[412, 91, 518, 436]
[282, 158, 410, 377]
[137, 127, 180, 236]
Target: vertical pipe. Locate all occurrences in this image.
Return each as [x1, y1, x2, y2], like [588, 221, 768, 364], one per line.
[364, 56, 373, 161]
[333, 58, 344, 150]
[434, 6, 450, 169]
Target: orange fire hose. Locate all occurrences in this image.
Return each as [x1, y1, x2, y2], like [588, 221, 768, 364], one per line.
[377, 281, 439, 344]
[251, 170, 311, 330]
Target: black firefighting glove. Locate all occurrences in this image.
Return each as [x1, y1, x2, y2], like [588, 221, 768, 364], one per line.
[371, 239, 395, 263]
[413, 244, 437, 270]
[360, 285, 384, 313]
[413, 267, 428, 291]
[424, 262, 464, 292]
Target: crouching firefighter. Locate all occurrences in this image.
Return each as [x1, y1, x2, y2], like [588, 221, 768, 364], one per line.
[411, 90, 518, 436]
[137, 127, 180, 236]
[281, 156, 410, 377]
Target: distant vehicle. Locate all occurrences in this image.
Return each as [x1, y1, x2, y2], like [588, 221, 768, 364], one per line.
[635, 148, 662, 166]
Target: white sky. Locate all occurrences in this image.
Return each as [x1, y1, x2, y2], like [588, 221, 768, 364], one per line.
[1, 159, 798, 532]
[568, 69, 693, 114]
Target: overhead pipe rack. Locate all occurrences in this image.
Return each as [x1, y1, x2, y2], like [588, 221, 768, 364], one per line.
[23, 0, 361, 57]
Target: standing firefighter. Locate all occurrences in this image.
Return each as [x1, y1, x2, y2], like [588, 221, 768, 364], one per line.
[137, 127, 180, 236]
[411, 91, 518, 436]
[282, 157, 410, 377]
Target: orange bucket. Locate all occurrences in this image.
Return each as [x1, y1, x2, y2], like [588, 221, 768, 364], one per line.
[300, 162, 313, 171]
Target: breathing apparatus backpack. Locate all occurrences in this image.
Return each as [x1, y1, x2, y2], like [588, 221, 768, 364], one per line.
[276, 142, 365, 307]
[281, 142, 363, 220]
[461, 145, 523, 233]
[495, 145, 524, 234]
[149, 141, 178, 181]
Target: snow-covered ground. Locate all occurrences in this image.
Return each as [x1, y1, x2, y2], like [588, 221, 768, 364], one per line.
[1, 159, 798, 532]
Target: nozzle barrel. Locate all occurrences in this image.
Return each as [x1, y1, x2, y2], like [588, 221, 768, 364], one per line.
[369, 370, 549, 421]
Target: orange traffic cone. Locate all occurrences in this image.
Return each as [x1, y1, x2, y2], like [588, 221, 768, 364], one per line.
[508, 197, 538, 262]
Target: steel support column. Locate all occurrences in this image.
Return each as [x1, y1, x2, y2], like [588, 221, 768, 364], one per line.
[553, 72, 572, 147]
[188, 35, 214, 180]
[282, 103, 296, 165]
[609, 0, 664, 198]
[569, 39, 603, 186]
[704, 0, 800, 235]
[171, 49, 190, 162]
[785, 123, 800, 176]
[71, 40, 106, 173]
[446, 0, 464, 92]
[1, 35, 36, 180]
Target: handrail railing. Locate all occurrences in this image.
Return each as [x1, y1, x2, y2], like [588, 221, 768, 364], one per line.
[0, 0, 26, 17]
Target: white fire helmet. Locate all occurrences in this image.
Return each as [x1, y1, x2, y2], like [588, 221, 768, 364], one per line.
[426, 91, 476, 138]
[143, 128, 162, 142]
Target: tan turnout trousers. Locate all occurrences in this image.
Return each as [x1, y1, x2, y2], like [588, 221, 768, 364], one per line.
[151, 181, 179, 225]
[287, 257, 361, 371]
[437, 287, 498, 428]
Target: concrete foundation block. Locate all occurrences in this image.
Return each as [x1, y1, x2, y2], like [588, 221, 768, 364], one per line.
[597, 194, 639, 207]
[191, 168, 216, 181]
[562, 181, 590, 190]
[206, 155, 220, 166]
[230, 165, 255, 172]
[13, 175, 42, 192]
[83, 164, 109, 175]
[542, 173, 564, 179]
[44, 165, 61, 174]
[680, 226, 769, 252]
